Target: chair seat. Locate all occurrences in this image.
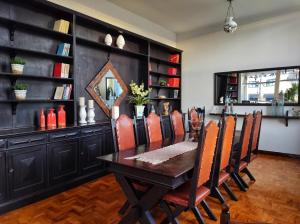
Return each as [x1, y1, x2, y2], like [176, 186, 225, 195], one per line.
[218, 170, 230, 186]
[163, 181, 210, 207]
[239, 161, 248, 171]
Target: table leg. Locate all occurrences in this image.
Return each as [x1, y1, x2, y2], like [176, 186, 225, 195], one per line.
[116, 174, 169, 224]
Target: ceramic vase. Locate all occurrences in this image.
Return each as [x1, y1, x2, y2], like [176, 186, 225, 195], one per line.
[135, 105, 145, 118]
[39, 109, 46, 128]
[104, 34, 112, 46]
[87, 107, 95, 124]
[47, 108, 57, 129]
[79, 105, 87, 125]
[116, 34, 125, 49]
[58, 105, 66, 128]
[11, 64, 24, 75]
[14, 90, 27, 100]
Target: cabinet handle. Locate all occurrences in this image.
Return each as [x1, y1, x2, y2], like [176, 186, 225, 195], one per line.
[9, 168, 14, 174]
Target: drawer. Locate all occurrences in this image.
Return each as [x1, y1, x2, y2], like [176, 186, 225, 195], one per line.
[0, 139, 6, 149]
[49, 129, 80, 142]
[8, 134, 46, 149]
[81, 125, 108, 137]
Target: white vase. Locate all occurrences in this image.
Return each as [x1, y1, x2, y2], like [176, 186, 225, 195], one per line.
[104, 34, 112, 46]
[87, 107, 95, 123]
[135, 105, 145, 118]
[79, 105, 87, 125]
[11, 64, 24, 75]
[116, 34, 125, 49]
[14, 90, 27, 100]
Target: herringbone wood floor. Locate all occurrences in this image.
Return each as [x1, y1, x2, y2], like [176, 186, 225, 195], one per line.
[0, 154, 299, 224]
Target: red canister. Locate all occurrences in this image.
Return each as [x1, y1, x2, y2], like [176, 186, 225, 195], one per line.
[57, 105, 66, 128]
[47, 108, 57, 129]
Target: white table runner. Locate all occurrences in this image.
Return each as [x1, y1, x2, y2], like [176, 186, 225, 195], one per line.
[125, 141, 198, 165]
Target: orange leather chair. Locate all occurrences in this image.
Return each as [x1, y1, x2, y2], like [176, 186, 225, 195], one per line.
[231, 114, 254, 191]
[170, 110, 185, 142]
[211, 115, 238, 203]
[160, 121, 220, 224]
[144, 112, 163, 144]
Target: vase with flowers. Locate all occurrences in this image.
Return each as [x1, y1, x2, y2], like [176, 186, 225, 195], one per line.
[128, 81, 151, 118]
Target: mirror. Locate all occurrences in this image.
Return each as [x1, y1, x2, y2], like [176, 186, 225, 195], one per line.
[86, 61, 128, 117]
[214, 66, 300, 105]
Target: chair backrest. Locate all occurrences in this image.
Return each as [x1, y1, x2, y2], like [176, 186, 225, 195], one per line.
[145, 112, 163, 144]
[239, 114, 254, 160]
[250, 111, 262, 152]
[219, 115, 236, 171]
[189, 121, 220, 206]
[170, 110, 185, 138]
[111, 114, 137, 151]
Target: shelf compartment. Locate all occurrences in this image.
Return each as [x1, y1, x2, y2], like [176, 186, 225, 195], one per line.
[149, 85, 180, 90]
[150, 57, 181, 67]
[149, 71, 181, 79]
[150, 98, 181, 101]
[76, 37, 148, 59]
[0, 99, 74, 103]
[0, 72, 73, 83]
[0, 16, 73, 42]
[0, 45, 73, 63]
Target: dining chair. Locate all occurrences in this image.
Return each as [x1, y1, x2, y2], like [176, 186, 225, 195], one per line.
[111, 114, 147, 215]
[160, 120, 221, 224]
[231, 114, 254, 191]
[170, 110, 186, 142]
[211, 115, 238, 203]
[188, 107, 205, 141]
[144, 112, 164, 144]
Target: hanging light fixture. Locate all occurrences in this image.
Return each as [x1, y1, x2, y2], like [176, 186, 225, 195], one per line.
[224, 0, 238, 33]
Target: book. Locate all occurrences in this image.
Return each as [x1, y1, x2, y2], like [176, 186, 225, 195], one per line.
[53, 63, 62, 78]
[62, 84, 72, 100]
[53, 19, 70, 34]
[54, 86, 64, 100]
[56, 43, 71, 56]
[53, 63, 70, 78]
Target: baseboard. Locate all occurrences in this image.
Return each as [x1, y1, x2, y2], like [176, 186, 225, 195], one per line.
[259, 150, 300, 159]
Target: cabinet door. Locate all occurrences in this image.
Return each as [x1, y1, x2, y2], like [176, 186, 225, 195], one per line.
[48, 139, 79, 185]
[7, 145, 46, 199]
[0, 151, 6, 202]
[80, 134, 105, 174]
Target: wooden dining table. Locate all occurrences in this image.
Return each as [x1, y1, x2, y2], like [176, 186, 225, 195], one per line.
[97, 138, 197, 224]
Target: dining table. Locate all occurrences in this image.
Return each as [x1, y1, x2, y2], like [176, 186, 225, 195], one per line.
[97, 138, 198, 224]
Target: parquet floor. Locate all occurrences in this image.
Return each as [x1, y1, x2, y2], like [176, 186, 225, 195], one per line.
[0, 154, 299, 224]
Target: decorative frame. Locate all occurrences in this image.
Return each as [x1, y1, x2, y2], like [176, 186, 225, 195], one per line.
[86, 61, 128, 117]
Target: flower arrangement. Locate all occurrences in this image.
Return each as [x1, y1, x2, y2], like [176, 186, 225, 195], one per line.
[128, 81, 151, 105]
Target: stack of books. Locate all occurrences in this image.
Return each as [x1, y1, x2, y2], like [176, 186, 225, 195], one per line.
[54, 84, 72, 100]
[56, 43, 71, 56]
[53, 19, 70, 34]
[53, 63, 70, 78]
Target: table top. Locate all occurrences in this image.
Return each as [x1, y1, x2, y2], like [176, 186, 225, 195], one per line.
[98, 139, 197, 179]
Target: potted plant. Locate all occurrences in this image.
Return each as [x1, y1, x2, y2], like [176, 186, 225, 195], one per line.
[284, 83, 299, 103]
[159, 79, 167, 86]
[11, 57, 26, 74]
[13, 83, 28, 100]
[128, 81, 151, 118]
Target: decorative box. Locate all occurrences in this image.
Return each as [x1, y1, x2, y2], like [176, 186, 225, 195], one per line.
[167, 68, 177, 76]
[169, 54, 180, 63]
[167, 78, 180, 88]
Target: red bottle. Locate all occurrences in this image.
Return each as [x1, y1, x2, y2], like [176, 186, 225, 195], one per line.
[57, 105, 66, 128]
[39, 109, 46, 128]
[47, 108, 57, 129]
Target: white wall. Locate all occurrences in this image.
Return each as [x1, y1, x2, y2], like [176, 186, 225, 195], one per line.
[178, 12, 300, 155]
[48, 0, 176, 46]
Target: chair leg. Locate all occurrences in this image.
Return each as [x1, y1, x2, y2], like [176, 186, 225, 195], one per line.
[160, 201, 180, 224]
[231, 173, 246, 192]
[191, 207, 206, 224]
[201, 200, 217, 221]
[212, 187, 226, 204]
[243, 167, 256, 181]
[237, 173, 249, 188]
[222, 182, 238, 201]
[118, 200, 130, 215]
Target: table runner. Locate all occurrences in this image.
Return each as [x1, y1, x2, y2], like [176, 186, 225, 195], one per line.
[125, 141, 198, 165]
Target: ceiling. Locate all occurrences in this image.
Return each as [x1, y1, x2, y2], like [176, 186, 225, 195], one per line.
[107, 0, 300, 35]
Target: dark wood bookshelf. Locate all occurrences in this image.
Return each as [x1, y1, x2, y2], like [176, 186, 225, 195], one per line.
[76, 37, 148, 59]
[150, 98, 181, 101]
[0, 99, 74, 103]
[149, 85, 180, 89]
[0, 45, 73, 63]
[0, 72, 73, 83]
[0, 16, 73, 42]
[149, 71, 181, 78]
[150, 56, 181, 67]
